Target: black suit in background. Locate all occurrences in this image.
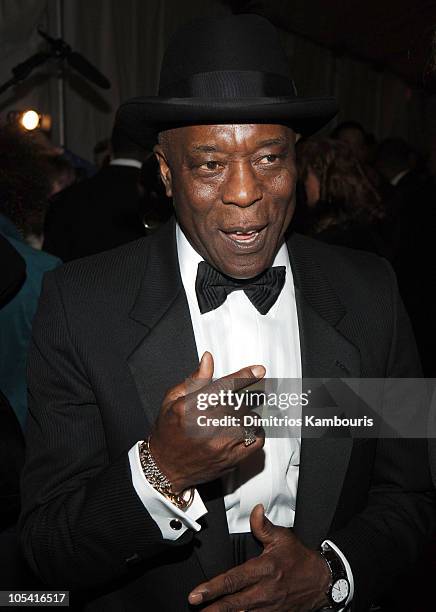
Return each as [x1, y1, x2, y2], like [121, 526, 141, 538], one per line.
[20, 219, 435, 611]
[0, 390, 38, 590]
[0, 236, 26, 585]
[0, 389, 24, 531]
[43, 165, 146, 262]
[0, 234, 25, 307]
[385, 171, 436, 377]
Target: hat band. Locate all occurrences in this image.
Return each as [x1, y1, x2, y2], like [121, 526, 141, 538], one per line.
[158, 70, 297, 98]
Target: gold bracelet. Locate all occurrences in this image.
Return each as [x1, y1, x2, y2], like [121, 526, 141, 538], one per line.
[138, 437, 195, 510]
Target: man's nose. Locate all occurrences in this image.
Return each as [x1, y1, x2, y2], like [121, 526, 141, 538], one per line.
[221, 161, 262, 207]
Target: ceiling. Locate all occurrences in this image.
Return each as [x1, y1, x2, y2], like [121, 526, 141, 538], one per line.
[224, 0, 436, 89]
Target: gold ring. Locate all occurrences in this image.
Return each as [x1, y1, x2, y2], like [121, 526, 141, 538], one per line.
[243, 427, 256, 447]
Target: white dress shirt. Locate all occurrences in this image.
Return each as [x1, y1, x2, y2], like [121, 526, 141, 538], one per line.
[128, 222, 353, 606]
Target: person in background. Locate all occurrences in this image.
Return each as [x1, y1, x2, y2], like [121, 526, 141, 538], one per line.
[138, 154, 174, 231]
[331, 120, 370, 164]
[375, 137, 436, 377]
[0, 387, 30, 590]
[331, 121, 390, 200]
[0, 209, 43, 592]
[24, 155, 76, 251]
[0, 126, 62, 430]
[375, 138, 418, 188]
[0, 235, 25, 307]
[374, 138, 433, 255]
[296, 138, 387, 256]
[0, 235, 26, 528]
[44, 154, 76, 198]
[93, 138, 111, 168]
[43, 121, 150, 261]
[0, 241, 33, 589]
[26, 127, 96, 180]
[24, 127, 64, 157]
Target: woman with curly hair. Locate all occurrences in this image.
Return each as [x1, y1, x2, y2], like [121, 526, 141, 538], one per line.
[296, 138, 388, 255]
[0, 126, 61, 430]
[0, 127, 51, 241]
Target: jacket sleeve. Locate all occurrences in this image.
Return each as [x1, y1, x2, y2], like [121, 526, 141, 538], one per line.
[19, 271, 192, 590]
[328, 259, 436, 611]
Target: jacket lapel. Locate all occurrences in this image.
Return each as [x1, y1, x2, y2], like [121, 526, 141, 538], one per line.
[127, 218, 233, 579]
[127, 219, 198, 427]
[288, 233, 360, 547]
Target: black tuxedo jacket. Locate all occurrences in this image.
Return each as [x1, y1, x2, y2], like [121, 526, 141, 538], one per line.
[43, 165, 145, 262]
[20, 219, 435, 611]
[0, 389, 24, 530]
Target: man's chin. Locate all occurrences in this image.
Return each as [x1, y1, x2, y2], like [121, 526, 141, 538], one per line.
[203, 238, 280, 279]
[214, 259, 272, 280]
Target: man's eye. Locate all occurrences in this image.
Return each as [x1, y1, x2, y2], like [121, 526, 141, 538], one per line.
[200, 161, 220, 170]
[259, 154, 279, 164]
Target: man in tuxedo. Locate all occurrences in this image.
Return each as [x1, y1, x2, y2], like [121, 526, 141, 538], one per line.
[43, 122, 149, 262]
[375, 138, 436, 377]
[20, 15, 434, 612]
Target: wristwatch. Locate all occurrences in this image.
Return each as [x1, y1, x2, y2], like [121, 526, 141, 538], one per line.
[319, 542, 350, 610]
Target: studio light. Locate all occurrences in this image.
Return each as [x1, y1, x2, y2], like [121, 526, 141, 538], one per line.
[21, 109, 40, 130]
[6, 109, 52, 131]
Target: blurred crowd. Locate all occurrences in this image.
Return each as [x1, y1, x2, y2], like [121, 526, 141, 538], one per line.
[295, 121, 436, 380]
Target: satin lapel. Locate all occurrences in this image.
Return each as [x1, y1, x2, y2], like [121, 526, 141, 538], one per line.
[127, 218, 233, 579]
[287, 234, 360, 547]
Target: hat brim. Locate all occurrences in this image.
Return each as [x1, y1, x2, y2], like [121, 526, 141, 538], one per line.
[116, 96, 338, 145]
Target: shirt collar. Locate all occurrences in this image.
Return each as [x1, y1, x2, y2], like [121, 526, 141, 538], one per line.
[109, 158, 142, 169]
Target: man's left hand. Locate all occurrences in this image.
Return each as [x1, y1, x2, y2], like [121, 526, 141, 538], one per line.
[188, 504, 331, 612]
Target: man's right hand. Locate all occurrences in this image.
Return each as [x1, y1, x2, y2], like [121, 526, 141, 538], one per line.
[150, 351, 266, 493]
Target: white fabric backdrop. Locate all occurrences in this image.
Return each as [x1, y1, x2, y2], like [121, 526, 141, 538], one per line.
[0, 0, 430, 160]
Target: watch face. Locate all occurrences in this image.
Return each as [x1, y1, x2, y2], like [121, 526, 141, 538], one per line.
[332, 578, 349, 603]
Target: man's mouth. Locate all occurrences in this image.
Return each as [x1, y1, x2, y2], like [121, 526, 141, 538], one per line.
[220, 225, 267, 244]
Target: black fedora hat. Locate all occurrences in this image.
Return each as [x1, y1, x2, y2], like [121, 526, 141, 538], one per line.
[117, 14, 338, 141]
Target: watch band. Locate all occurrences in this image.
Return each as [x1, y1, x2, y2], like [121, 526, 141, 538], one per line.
[319, 542, 349, 610]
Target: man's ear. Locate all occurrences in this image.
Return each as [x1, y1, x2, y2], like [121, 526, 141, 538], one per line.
[153, 144, 173, 197]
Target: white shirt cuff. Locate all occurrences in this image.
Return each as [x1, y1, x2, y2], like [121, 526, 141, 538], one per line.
[128, 442, 208, 540]
[323, 539, 354, 610]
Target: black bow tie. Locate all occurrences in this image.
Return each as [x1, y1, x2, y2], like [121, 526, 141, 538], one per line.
[195, 261, 286, 315]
